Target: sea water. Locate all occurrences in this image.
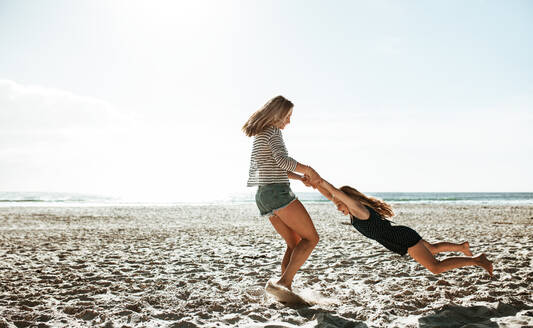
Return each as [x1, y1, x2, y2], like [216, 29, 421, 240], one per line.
[1, 191, 532, 206]
[229, 191, 533, 205]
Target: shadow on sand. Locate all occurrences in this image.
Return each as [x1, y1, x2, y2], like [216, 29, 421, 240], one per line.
[262, 300, 531, 328]
[418, 301, 530, 328]
[293, 308, 368, 328]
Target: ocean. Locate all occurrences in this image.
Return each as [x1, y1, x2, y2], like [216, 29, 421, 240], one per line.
[295, 191, 533, 204]
[1, 191, 532, 206]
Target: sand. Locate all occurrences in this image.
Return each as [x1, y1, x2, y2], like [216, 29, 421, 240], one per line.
[0, 203, 532, 328]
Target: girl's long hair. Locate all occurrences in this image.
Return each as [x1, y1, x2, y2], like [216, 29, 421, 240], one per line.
[242, 95, 294, 137]
[340, 185, 394, 218]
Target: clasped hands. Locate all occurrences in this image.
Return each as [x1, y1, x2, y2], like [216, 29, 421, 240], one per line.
[301, 169, 322, 189]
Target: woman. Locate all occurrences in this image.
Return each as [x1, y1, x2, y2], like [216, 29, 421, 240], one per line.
[307, 178, 493, 276]
[243, 95, 323, 294]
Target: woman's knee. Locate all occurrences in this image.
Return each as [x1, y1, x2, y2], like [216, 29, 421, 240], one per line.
[286, 236, 301, 249]
[275, 201, 318, 245]
[307, 232, 319, 247]
[288, 233, 318, 248]
[290, 230, 318, 246]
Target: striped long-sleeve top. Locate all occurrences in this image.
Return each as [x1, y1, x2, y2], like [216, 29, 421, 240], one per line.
[247, 126, 298, 186]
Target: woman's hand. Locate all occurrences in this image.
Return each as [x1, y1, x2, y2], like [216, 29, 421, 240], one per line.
[301, 175, 316, 188]
[288, 171, 317, 188]
[304, 167, 322, 187]
[294, 163, 322, 187]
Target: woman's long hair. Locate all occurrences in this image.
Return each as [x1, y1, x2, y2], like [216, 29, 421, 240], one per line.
[242, 95, 293, 137]
[340, 185, 394, 218]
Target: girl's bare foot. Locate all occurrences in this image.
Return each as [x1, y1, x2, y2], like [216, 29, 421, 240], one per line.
[476, 253, 493, 277]
[462, 241, 473, 256]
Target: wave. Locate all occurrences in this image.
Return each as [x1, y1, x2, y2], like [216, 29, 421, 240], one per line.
[0, 192, 115, 203]
[229, 192, 533, 204]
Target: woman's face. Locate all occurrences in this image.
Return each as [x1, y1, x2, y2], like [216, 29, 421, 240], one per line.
[334, 199, 350, 216]
[277, 108, 293, 129]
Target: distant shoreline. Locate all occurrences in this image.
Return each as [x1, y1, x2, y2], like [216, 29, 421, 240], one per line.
[1, 191, 532, 206]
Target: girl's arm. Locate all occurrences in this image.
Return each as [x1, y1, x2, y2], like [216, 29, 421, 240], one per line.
[319, 179, 370, 219]
[316, 185, 333, 201]
[319, 179, 353, 205]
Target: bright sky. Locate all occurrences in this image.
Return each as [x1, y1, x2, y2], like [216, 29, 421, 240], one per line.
[0, 1, 532, 202]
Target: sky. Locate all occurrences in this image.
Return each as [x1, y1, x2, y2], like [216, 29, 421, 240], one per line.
[0, 0, 532, 202]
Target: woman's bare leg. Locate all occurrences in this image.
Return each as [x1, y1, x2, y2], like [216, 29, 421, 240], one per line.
[408, 240, 493, 276]
[423, 240, 473, 256]
[273, 200, 319, 290]
[269, 215, 302, 275]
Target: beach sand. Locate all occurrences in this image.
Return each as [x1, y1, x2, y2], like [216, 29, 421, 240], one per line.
[0, 203, 532, 327]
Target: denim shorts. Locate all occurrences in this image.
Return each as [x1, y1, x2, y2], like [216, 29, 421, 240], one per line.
[255, 183, 297, 217]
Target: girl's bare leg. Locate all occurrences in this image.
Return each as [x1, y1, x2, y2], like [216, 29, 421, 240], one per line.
[272, 200, 319, 290]
[269, 215, 302, 275]
[423, 240, 473, 256]
[408, 240, 493, 276]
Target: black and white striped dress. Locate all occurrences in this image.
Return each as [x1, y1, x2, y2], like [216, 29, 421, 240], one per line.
[247, 126, 297, 187]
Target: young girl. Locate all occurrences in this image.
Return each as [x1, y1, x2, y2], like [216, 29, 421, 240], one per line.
[243, 95, 323, 295]
[308, 178, 493, 276]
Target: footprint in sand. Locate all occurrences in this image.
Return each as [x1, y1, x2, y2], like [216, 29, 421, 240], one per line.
[264, 280, 310, 307]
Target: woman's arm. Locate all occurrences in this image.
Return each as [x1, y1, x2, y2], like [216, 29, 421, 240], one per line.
[287, 171, 304, 182]
[268, 128, 322, 185]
